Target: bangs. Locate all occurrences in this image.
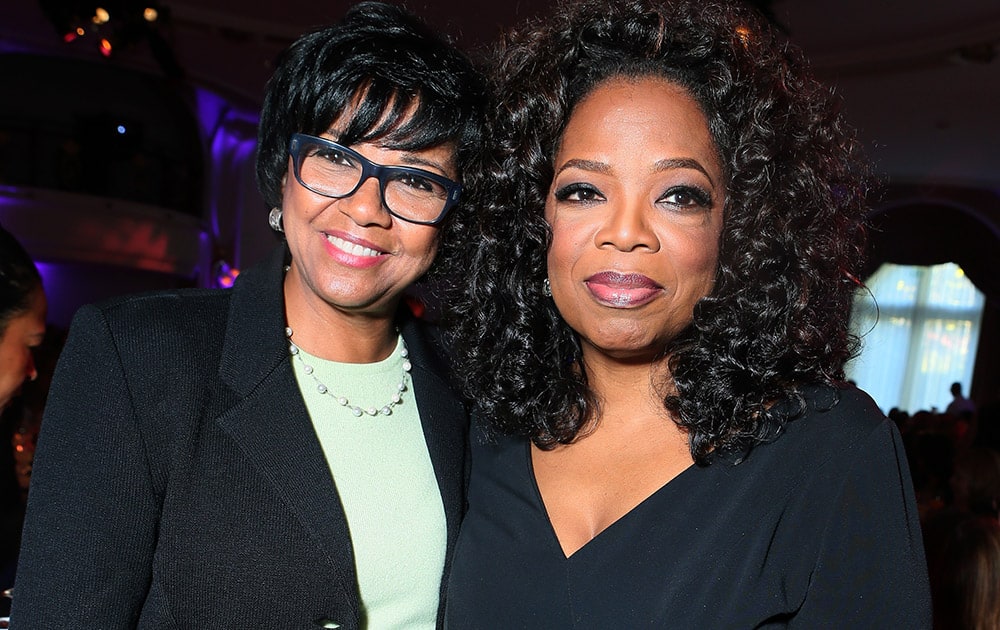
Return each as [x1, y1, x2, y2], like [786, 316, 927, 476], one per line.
[308, 78, 460, 152]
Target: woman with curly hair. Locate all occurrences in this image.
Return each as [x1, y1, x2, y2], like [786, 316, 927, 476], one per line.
[443, 0, 930, 626]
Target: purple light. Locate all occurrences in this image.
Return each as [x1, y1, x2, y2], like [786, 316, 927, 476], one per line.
[33, 261, 58, 289]
[212, 260, 240, 288]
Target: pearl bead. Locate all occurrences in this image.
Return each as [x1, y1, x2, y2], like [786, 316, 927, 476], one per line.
[286, 327, 409, 419]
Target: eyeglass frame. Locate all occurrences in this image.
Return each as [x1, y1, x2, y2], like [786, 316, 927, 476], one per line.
[287, 133, 462, 226]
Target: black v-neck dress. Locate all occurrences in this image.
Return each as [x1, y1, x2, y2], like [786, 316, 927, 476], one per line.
[445, 385, 931, 629]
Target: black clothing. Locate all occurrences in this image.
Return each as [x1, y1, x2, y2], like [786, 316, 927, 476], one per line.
[446, 385, 930, 628]
[13, 245, 468, 629]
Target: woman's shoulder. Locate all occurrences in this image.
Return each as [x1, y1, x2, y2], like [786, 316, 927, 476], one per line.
[72, 245, 285, 351]
[747, 382, 897, 474]
[86, 286, 230, 324]
[68, 287, 234, 361]
[794, 382, 889, 442]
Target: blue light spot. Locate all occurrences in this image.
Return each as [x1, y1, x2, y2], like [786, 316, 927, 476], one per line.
[116, 125, 126, 134]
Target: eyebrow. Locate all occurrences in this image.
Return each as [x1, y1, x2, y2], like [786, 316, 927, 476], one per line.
[654, 157, 717, 187]
[555, 158, 612, 176]
[324, 127, 454, 177]
[556, 157, 716, 188]
[397, 153, 455, 176]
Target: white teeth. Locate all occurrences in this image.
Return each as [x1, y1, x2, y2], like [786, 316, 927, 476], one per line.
[327, 234, 379, 257]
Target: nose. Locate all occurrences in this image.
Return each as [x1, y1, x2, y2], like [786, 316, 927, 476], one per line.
[595, 199, 659, 253]
[338, 175, 392, 228]
[26, 352, 38, 382]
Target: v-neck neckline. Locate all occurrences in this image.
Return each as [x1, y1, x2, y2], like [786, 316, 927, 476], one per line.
[524, 439, 699, 559]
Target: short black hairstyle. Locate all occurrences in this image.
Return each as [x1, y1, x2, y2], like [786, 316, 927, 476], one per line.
[255, 1, 483, 216]
[444, 0, 869, 464]
[0, 225, 42, 333]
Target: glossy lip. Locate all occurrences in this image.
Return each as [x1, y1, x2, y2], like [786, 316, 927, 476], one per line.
[584, 271, 664, 308]
[322, 230, 389, 269]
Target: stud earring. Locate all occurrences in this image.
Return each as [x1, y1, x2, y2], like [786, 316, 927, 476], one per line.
[268, 207, 284, 233]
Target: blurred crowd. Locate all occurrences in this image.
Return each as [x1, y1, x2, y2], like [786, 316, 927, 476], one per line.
[892, 391, 1000, 629]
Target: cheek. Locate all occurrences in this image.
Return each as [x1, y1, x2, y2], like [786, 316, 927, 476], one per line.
[0, 349, 25, 379]
[405, 227, 442, 267]
[545, 217, 587, 278]
[670, 227, 721, 289]
[688, 242, 720, 278]
[281, 187, 330, 232]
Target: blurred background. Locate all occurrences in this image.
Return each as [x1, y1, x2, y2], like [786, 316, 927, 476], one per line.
[3, 0, 998, 412]
[0, 0, 998, 610]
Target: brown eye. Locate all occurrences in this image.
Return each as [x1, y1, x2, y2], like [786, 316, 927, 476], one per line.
[554, 183, 604, 203]
[660, 186, 712, 209]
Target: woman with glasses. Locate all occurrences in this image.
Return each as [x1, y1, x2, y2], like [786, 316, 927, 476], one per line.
[13, 3, 481, 627]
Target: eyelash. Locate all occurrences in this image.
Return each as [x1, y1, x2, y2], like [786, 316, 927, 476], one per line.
[553, 182, 603, 204]
[553, 182, 713, 211]
[321, 150, 354, 166]
[659, 185, 712, 209]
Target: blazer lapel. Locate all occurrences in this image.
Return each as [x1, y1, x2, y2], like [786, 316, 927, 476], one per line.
[400, 316, 469, 551]
[212, 245, 359, 616]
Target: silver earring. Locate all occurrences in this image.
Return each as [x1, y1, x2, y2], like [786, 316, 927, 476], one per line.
[542, 278, 552, 297]
[268, 207, 284, 233]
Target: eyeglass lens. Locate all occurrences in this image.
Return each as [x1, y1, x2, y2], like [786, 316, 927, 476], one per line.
[297, 140, 450, 223]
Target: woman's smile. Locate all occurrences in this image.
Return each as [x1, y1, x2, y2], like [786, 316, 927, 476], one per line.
[584, 271, 663, 308]
[323, 230, 388, 269]
[280, 130, 452, 319]
[544, 76, 724, 361]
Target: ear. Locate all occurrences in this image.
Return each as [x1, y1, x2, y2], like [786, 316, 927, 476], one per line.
[280, 156, 292, 196]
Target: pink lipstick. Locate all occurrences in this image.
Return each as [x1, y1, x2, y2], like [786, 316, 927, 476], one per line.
[323, 230, 387, 269]
[585, 271, 663, 307]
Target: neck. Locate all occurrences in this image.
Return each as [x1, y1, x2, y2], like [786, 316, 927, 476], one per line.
[283, 275, 400, 364]
[581, 350, 675, 424]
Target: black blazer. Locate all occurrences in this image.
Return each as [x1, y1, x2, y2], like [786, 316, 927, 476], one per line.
[12, 245, 468, 628]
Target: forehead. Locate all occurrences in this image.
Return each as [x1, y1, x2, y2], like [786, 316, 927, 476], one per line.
[326, 93, 458, 173]
[17, 288, 46, 329]
[558, 77, 719, 162]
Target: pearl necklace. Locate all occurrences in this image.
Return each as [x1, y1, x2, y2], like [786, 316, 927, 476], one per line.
[285, 327, 411, 417]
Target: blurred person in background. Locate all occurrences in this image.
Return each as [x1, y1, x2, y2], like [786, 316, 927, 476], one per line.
[0, 225, 45, 619]
[924, 509, 1000, 630]
[0, 227, 45, 415]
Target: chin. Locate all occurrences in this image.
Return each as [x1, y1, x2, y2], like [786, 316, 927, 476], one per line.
[582, 337, 668, 364]
[582, 325, 680, 361]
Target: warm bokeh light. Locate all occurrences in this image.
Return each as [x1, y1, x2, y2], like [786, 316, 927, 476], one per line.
[93, 7, 110, 25]
[735, 25, 751, 45]
[99, 38, 113, 57]
[144, 7, 159, 22]
[214, 261, 240, 288]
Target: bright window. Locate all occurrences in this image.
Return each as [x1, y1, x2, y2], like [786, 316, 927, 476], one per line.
[847, 263, 985, 413]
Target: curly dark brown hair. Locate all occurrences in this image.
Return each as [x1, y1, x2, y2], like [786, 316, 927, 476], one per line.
[443, 0, 869, 465]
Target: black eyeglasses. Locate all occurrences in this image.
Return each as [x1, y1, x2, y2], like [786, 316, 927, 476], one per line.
[288, 133, 461, 225]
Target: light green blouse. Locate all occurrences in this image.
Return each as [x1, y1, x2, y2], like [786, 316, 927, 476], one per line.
[291, 336, 445, 629]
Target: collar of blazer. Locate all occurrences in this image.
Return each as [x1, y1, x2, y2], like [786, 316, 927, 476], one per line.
[210, 243, 467, 626]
